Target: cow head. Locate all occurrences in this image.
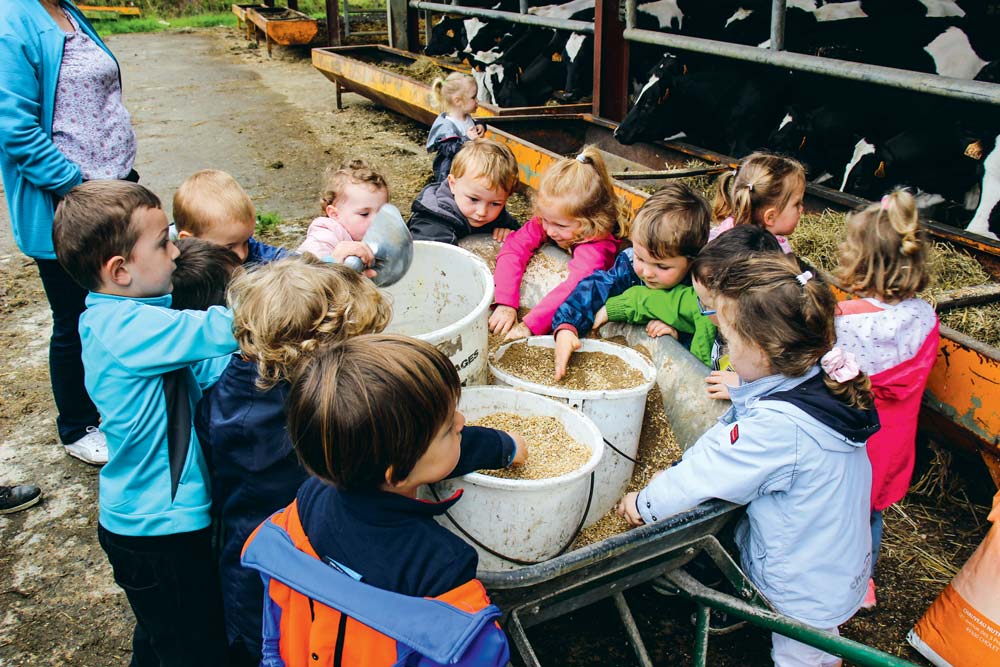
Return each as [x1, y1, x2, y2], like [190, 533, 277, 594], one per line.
[615, 53, 685, 145]
[425, 17, 467, 56]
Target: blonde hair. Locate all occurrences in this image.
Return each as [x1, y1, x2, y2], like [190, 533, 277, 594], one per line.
[320, 159, 388, 213]
[715, 255, 873, 409]
[837, 189, 929, 302]
[228, 256, 391, 390]
[712, 152, 805, 228]
[450, 138, 519, 193]
[430, 71, 476, 111]
[534, 146, 628, 243]
[173, 169, 255, 236]
[631, 182, 710, 260]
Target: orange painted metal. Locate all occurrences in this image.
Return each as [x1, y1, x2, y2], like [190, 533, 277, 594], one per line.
[78, 5, 141, 17]
[247, 6, 318, 50]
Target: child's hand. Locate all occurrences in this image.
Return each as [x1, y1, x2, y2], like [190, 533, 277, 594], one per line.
[332, 241, 374, 267]
[466, 124, 485, 139]
[489, 305, 518, 336]
[509, 433, 529, 466]
[503, 322, 531, 342]
[706, 370, 738, 400]
[592, 305, 609, 331]
[646, 320, 679, 339]
[554, 329, 582, 380]
[616, 492, 645, 527]
[493, 227, 512, 243]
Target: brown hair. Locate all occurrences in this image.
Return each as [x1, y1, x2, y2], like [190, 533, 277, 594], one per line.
[714, 255, 873, 409]
[320, 159, 389, 214]
[173, 169, 255, 236]
[53, 180, 162, 291]
[533, 146, 629, 243]
[631, 182, 710, 260]
[228, 256, 391, 390]
[430, 71, 477, 111]
[287, 334, 461, 492]
[690, 224, 783, 288]
[450, 138, 519, 194]
[712, 152, 806, 229]
[837, 189, 929, 302]
[170, 238, 243, 310]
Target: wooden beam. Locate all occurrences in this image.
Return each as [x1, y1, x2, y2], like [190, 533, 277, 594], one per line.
[933, 283, 1000, 311]
[326, 0, 341, 46]
[612, 166, 729, 180]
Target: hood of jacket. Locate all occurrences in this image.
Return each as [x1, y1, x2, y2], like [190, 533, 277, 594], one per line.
[761, 371, 880, 445]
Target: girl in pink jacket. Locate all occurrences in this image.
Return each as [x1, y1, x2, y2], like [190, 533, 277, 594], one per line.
[489, 147, 626, 339]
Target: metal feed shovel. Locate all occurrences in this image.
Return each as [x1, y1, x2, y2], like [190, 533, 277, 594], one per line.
[343, 203, 413, 287]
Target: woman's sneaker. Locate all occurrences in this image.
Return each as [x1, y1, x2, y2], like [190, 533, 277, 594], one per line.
[64, 426, 108, 465]
[0, 484, 42, 514]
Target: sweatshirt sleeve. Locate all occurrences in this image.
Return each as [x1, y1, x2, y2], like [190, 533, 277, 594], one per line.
[296, 218, 354, 258]
[449, 426, 517, 477]
[550, 250, 640, 336]
[426, 115, 462, 151]
[522, 237, 617, 335]
[408, 209, 459, 244]
[492, 218, 546, 309]
[603, 285, 717, 365]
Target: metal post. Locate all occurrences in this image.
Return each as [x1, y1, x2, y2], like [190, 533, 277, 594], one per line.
[424, 10, 433, 47]
[519, 0, 528, 13]
[387, 0, 410, 50]
[769, 0, 786, 51]
[593, 0, 628, 121]
[325, 0, 341, 46]
[409, 1, 594, 33]
[343, 0, 352, 38]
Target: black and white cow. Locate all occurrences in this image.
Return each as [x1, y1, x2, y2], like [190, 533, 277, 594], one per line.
[966, 135, 1000, 239]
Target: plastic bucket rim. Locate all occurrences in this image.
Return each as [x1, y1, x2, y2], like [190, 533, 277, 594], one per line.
[489, 336, 657, 400]
[406, 240, 495, 343]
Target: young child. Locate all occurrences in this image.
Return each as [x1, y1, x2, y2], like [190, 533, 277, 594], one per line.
[173, 169, 288, 265]
[241, 334, 527, 663]
[296, 159, 389, 267]
[710, 152, 806, 253]
[53, 180, 238, 664]
[170, 237, 242, 311]
[833, 190, 939, 610]
[195, 256, 391, 665]
[689, 225, 783, 399]
[408, 138, 520, 245]
[617, 254, 878, 667]
[489, 147, 626, 340]
[551, 183, 711, 378]
[427, 72, 485, 182]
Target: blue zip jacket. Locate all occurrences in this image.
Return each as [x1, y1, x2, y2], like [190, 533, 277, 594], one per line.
[80, 293, 238, 536]
[247, 237, 289, 265]
[0, 2, 117, 259]
[637, 368, 879, 627]
[551, 248, 640, 336]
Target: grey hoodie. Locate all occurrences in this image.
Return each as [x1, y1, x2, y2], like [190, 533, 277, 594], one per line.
[407, 180, 519, 245]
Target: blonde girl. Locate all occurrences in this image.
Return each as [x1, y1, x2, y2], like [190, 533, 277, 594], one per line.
[490, 146, 628, 339]
[833, 189, 938, 611]
[711, 151, 806, 253]
[427, 72, 485, 182]
[618, 254, 877, 667]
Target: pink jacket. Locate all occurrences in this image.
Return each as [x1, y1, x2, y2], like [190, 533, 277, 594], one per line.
[493, 217, 618, 335]
[709, 217, 793, 254]
[296, 217, 354, 259]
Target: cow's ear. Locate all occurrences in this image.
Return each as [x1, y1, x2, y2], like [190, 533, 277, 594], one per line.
[682, 64, 688, 75]
[874, 160, 886, 178]
[965, 140, 984, 160]
[446, 29, 455, 37]
[552, 52, 563, 63]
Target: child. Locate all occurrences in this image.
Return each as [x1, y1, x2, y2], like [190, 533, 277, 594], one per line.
[427, 72, 485, 183]
[489, 147, 626, 340]
[170, 237, 242, 311]
[53, 180, 238, 664]
[296, 159, 388, 267]
[241, 334, 527, 663]
[551, 183, 711, 378]
[173, 169, 288, 265]
[617, 254, 878, 667]
[833, 190, 938, 611]
[195, 256, 391, 665]
[408, 138, 520, 245]
[689, 226, 783, 399]
[710, 152, 806, 253]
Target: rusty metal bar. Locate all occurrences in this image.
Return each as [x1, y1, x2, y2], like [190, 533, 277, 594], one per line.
[409, 0, 594, 33]
[325, 0, 341, 46]
[769, 0, 786, 51]
[593, 0, 628, 121]
[612, 166, 729, 180]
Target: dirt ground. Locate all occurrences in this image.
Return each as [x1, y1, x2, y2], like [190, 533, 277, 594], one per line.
[0, 28, 992, 666]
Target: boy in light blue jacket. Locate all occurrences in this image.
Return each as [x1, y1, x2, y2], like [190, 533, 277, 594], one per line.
[618, 255, 879, 667]
[53, 181, 236, 666]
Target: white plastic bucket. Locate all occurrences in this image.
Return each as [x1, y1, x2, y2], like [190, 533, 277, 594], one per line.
[428, 387, 603, 571]
[490, 337, 656, 527]
[382, 241, 493, 385]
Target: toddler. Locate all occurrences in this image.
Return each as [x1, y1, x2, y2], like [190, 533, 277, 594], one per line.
[53, 180, 238, 664]
[489, 147, 626, 340]
[551, 183, 712, 378]
[170, 237, 242, 311]
[173, 169, 288, 265]
[427, 72, 485, 182]
[296, 159, 388, 267]
[834, 189, 938, 611]
[710, 152, 806, 253]
[409, 138, 520, 244]
[618, 254, 878, 667]
[241, 334, 527, 663]
[195, 256, 391, 665]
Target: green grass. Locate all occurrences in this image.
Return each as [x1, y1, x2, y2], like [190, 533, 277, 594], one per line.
[94, 13, 237, 36]
[256, 211, 283, 231]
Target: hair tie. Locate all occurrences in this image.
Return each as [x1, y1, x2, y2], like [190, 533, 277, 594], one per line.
[795, 270, 813, 286]
[821, 348, 860, 383]
[880, 194, 890, 210]
[746, 182, 754, 192]
[575, 153, 587, 163]
[730, 169, 738, 177]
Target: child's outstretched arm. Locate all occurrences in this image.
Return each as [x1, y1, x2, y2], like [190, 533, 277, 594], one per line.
[491, 221, 547, 337]
[550, 250, 641, 337]
[449, 426, 526, 477]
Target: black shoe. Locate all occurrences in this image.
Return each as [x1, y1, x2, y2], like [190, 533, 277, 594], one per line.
[0, 484, 42, 514]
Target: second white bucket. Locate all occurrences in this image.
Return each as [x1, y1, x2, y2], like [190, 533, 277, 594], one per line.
[381, 240, 493, 385]
[429, 387, 603, 571]
[490, 337, 656, 527]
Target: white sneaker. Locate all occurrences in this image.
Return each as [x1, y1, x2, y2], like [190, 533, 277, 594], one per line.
[64, 426, 108, 466]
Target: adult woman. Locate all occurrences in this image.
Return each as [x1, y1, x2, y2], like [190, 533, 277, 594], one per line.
[0, 0, 137, 466]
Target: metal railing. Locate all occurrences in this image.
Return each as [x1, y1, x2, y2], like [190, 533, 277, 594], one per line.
[409, 0, 594, 34]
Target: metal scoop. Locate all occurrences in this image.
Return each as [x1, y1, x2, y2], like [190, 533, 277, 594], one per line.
[343, 203, 413, 287]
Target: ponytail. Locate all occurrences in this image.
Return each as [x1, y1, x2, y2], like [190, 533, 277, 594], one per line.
[711, 152, 805, 229]
[535, 145, 627, 241]
[429, 72, 475, 111]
